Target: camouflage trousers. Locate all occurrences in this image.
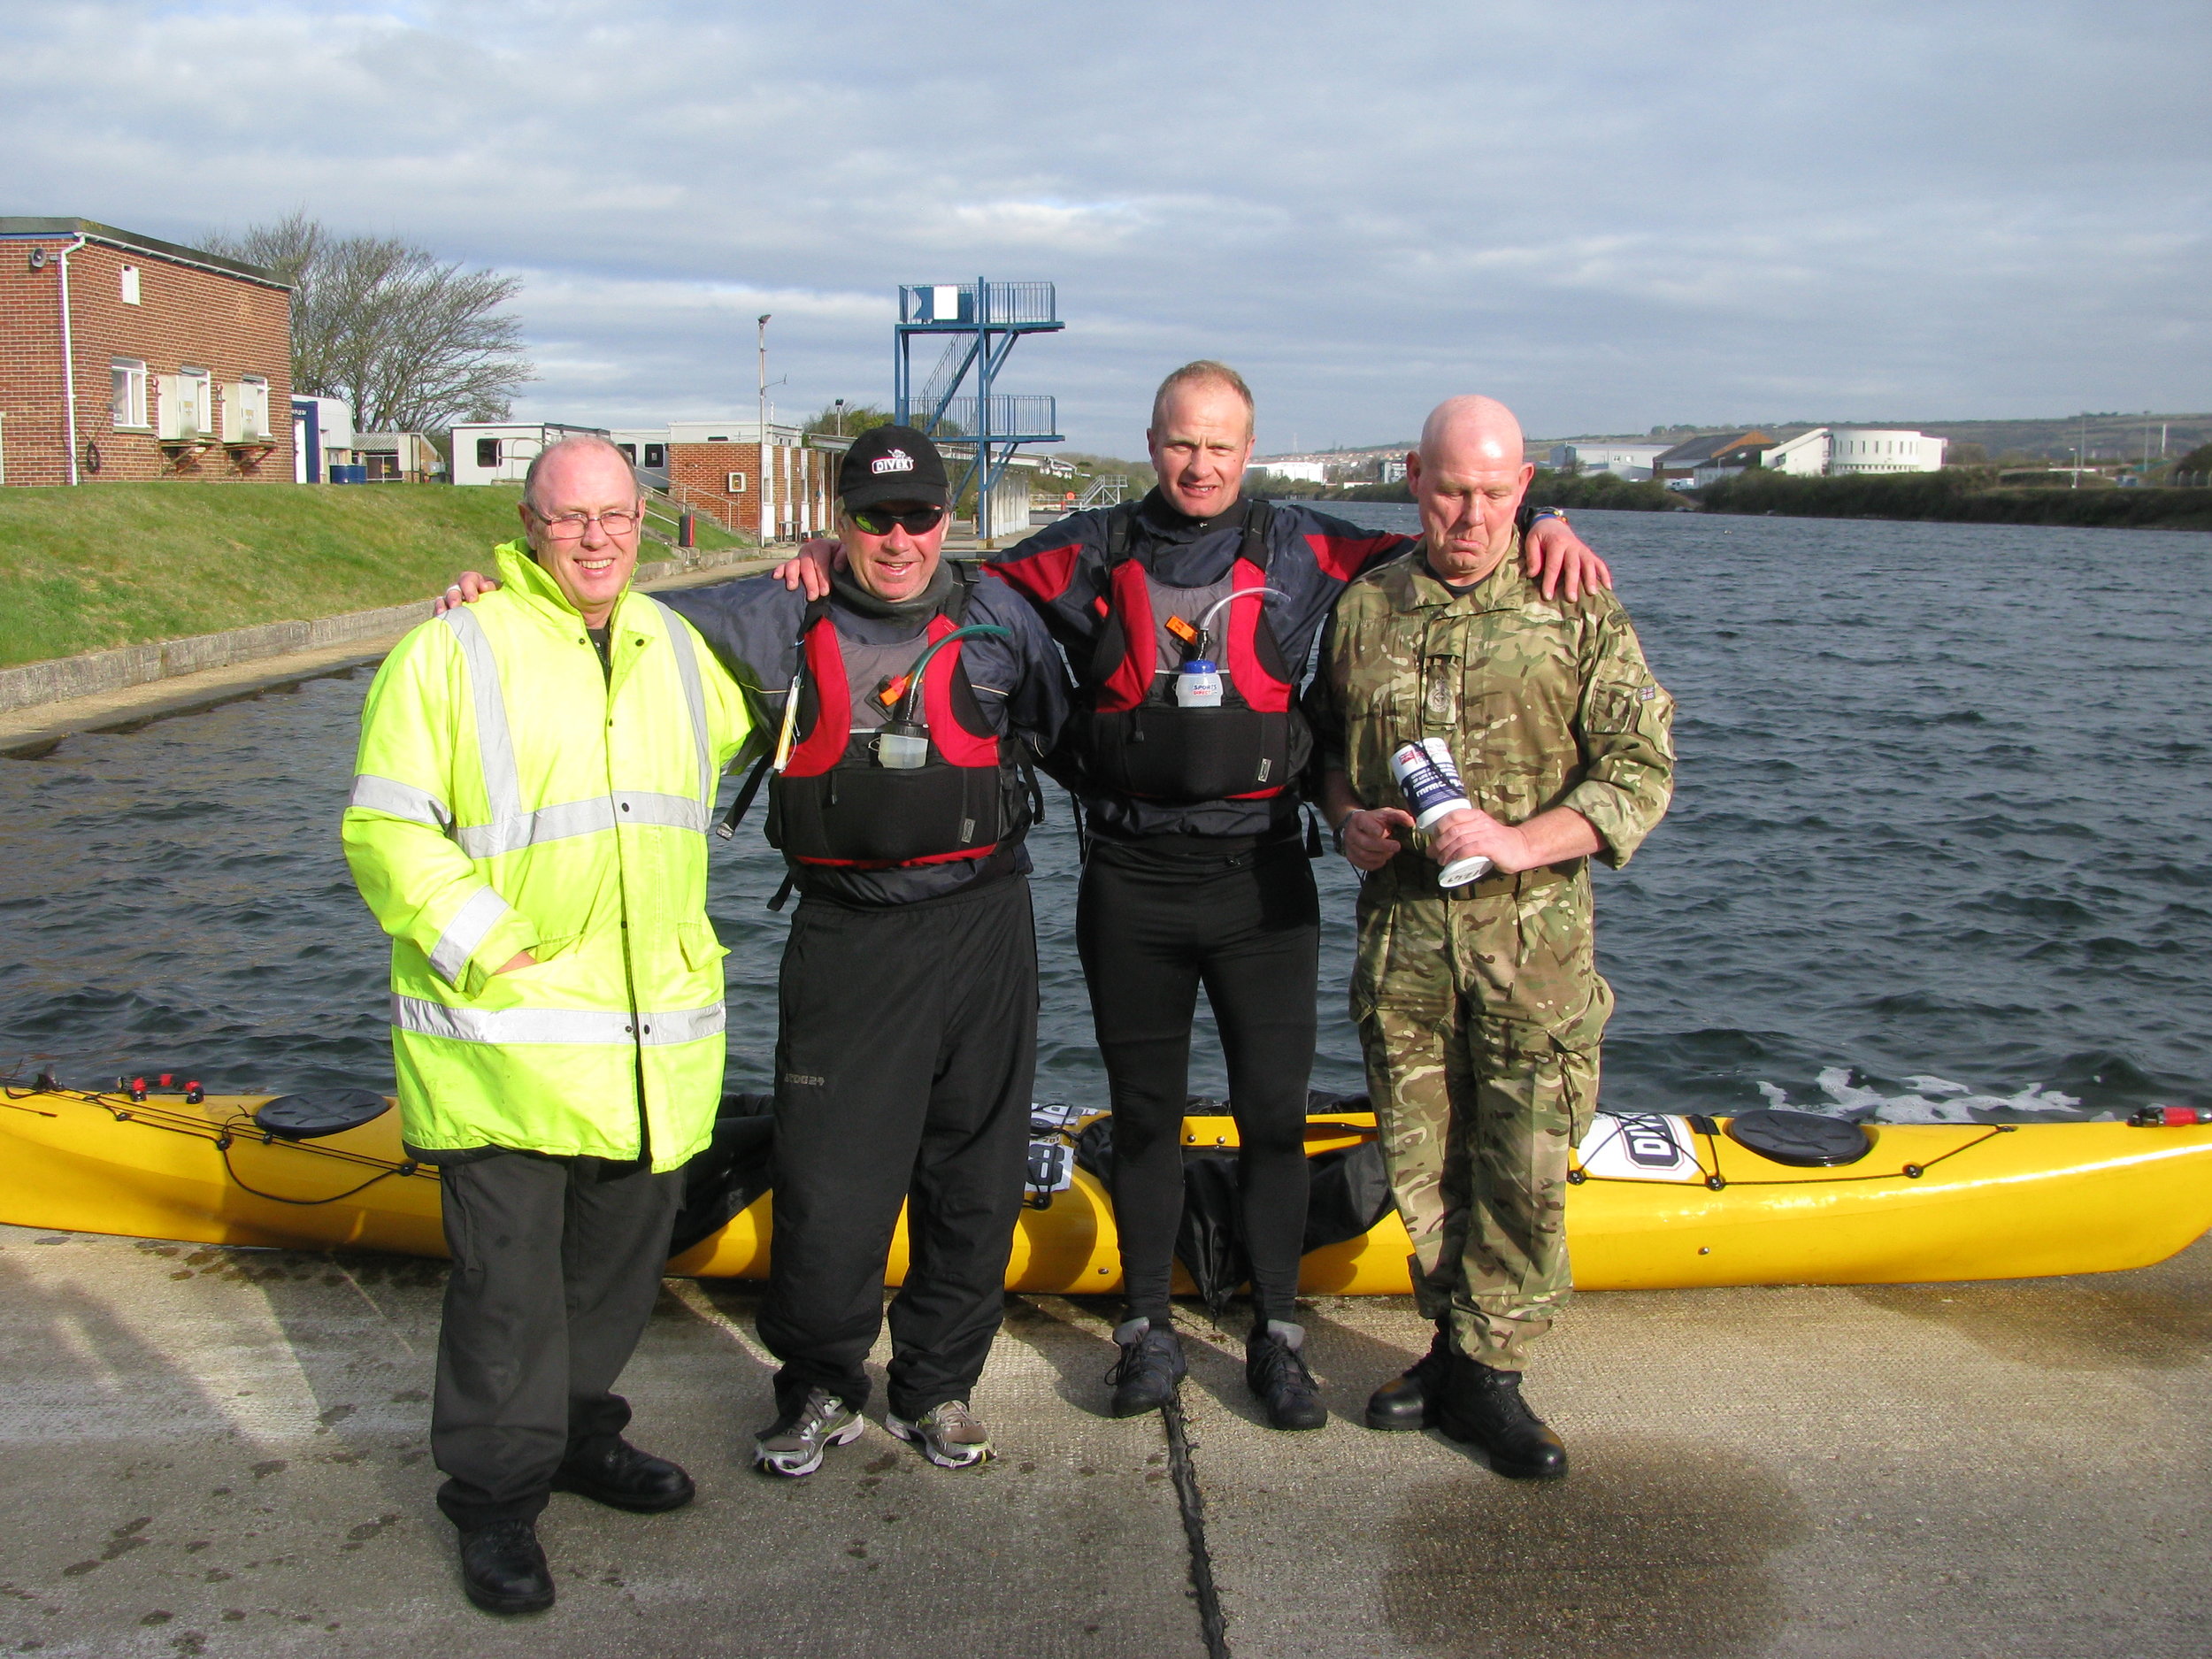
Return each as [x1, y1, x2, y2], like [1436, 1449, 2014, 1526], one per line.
[1352, 864, 1610, 1370]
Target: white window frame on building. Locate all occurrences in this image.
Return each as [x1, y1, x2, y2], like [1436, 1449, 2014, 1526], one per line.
[726, 472, 748, 494]
[111, 358, 149, 429]
[119, 265, 141, 305]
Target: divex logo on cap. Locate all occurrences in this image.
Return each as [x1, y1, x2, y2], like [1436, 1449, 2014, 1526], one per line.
[840, 425, 948, 511]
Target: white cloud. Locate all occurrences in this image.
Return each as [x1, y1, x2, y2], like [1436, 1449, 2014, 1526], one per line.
[4, 0, 2205, 447]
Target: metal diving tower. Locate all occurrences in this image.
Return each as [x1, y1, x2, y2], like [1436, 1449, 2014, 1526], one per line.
[894, 280, 1064, 541]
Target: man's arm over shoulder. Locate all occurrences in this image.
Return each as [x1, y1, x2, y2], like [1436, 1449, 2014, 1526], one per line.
[1277, 503, 1415, 583]
[341, 620, 541, 994]
[1563, 592, 1676, 869]
[657, 575, 805, 697]
[970, 578, 1072, 756]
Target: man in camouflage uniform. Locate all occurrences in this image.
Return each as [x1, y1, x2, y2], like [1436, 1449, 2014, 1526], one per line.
[1310, 394, 1674, 1479]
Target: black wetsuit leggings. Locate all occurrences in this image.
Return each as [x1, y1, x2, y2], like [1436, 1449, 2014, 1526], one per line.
[1075, 839, 1320, 1327]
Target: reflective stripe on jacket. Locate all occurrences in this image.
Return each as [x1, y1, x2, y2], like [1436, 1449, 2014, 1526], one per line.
[342, 541, 753, 1171]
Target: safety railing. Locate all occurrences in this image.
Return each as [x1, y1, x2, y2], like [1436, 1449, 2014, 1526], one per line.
[899, 282, 1059, 327]
[917, 395, 1061, 442]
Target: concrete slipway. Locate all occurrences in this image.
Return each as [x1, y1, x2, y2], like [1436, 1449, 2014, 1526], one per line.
[0, 1221, 2206, 1659]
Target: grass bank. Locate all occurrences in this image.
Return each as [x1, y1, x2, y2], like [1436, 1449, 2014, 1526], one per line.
[0, 482, 741, 670]
[1698, 469, 2212, 531]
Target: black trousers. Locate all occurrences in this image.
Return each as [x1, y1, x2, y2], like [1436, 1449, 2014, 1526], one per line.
[758, 873, 1037, 1420]
[1075, 838, 1320, 1326]
[432, 1149, 685, 1531]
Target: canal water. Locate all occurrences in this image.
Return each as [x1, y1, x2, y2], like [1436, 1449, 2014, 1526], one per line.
[3, 509, 2207, 1123]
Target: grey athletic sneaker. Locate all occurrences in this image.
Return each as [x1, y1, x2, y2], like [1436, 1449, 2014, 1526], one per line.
[752, 1388, 864, 1479]
[884, 1400, 994, 1469]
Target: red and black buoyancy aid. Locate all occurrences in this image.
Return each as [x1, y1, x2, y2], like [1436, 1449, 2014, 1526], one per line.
[1082, 500, 1310, 804]
[766, 576, 1029, 867]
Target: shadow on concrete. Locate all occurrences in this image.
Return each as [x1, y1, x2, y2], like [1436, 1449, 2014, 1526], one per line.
[680, 1274, 795, 1446]
[0, 1244, 243, 1600]
[1850, 1264, 2212, 1371]
[995, 1292, 1129, 1417]
[1380, 1432, 1808, 1659]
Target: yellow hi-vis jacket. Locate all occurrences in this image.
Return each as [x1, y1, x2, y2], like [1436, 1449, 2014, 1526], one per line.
[341, 541, 753, 1171]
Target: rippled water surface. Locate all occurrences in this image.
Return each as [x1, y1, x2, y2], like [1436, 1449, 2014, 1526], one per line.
[4, 509, 2208, 1121]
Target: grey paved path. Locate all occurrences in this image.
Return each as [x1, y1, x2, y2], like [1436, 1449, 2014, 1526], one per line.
[0, 1221, 2205, 1656]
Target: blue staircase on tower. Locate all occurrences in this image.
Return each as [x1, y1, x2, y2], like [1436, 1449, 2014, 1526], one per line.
[894, 280, 1065, 541]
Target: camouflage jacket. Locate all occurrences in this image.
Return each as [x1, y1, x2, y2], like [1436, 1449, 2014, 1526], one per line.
[1308, 537, 1676, 881]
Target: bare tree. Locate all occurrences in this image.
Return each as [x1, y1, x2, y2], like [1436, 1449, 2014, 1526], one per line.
[206, 212, 534, 432]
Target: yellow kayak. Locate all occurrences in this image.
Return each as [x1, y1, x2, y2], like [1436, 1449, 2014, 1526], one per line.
[3, 1081, 2208, 1291]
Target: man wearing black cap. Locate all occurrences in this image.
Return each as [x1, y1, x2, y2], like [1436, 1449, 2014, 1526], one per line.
[438, 426, 1068, 1477]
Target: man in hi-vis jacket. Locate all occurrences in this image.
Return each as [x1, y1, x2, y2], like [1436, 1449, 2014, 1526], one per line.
[343, 436, 751, 1616]
[439, 426, 1069, 1482]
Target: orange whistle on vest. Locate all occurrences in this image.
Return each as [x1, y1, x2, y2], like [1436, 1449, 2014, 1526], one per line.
[872, 672, 914, 711]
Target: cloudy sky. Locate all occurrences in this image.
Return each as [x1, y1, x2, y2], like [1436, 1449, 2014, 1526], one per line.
[9, 0, 2206, 451]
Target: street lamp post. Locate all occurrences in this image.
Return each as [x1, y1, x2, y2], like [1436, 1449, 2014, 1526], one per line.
[834, 397, 845, 439]
[757, 313, 772, 541]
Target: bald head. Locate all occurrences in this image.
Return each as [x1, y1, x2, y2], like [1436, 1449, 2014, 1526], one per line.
[523, 434, 637, 514]
[1405, 395, 1534, 583]
[1418, 395, 1524, 472]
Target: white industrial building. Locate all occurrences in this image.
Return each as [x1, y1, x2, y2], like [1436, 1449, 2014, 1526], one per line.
[1548, 441, 1671, 480]
[1765, 427, 1947, 478]
[1248, 458, 1332, 485]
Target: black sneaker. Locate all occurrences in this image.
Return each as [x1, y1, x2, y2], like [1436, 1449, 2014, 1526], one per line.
[1364, 1323, 1450, 1431]
[1104, 1317, 1186, 1417]
[1246, 1320, 1326, 1431]
[1434, 1356, 1568, 1479]
[458, 1517, 554, 1616]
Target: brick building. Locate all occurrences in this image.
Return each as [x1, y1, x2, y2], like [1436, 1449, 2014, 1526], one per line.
[661, 421, 840, 541]
[0, 218, 292, 488]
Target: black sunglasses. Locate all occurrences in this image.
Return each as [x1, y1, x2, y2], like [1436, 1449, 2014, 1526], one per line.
[849, 503, 946, 535]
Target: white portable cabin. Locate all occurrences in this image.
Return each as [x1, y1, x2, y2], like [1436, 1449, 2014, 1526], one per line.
[449, 422, 611, 487]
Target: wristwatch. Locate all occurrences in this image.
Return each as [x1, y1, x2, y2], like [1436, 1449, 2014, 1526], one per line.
[1330, 810, 1359, 855]
[1529, 507, 1570, 526]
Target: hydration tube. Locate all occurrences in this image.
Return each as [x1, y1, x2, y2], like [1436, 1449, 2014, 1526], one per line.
[1184, 586, 1289, 659]
[890, 623, 1012, 727]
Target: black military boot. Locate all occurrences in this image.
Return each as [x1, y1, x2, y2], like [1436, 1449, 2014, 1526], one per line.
[551, 1436, 696, 1512]
[457, 1517, 555, 1615]
[1434, 1356, 1568, 1479]
[1364, 1322, 1451, 1431]
[1105, 1317, 1187, 1417]
[1245, 1320, 1327, 1431]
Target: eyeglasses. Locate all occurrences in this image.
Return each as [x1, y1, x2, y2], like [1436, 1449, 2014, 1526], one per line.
[529, 507, 641, 540]
[849, 503, 945, 536]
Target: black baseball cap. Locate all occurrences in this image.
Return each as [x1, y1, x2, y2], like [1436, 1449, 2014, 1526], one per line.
[838, 425, 949, 512]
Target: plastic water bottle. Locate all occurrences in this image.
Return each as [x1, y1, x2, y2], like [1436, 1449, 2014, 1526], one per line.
[1175, 659, 1224, 708]
[1388, 739, 1492, 887]
[875, 720, 929, 769]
